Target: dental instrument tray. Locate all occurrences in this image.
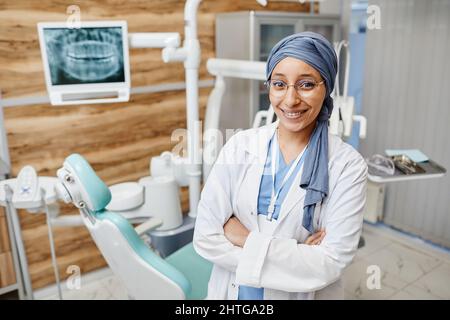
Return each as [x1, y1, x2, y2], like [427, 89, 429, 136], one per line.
[368, 153, 446, 183]
[390, 155, 425, 175]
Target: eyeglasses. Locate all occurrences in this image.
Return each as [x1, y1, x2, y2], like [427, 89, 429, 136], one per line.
[265, 79, 325, 99]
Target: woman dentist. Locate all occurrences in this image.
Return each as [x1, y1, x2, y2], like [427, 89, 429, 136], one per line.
[193, 32, 368, 300]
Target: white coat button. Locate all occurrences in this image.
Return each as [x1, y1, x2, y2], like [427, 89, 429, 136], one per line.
[231, 283, 236, 288]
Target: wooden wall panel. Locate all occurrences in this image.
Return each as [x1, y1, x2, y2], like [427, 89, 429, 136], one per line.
[0, 209, 11, 253]
[0, 0, 313, 290]
[0, 208, 16, 288]
[0, 252, 16, 287]
[4, 90, 207, 179]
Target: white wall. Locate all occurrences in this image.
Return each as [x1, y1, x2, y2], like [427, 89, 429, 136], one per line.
[319, 0, 352, 40]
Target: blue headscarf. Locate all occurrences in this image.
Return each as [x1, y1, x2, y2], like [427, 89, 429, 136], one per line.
[266, 32, 337, 233]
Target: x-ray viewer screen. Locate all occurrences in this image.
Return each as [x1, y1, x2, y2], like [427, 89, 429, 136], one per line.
[43, 27, 125, 85]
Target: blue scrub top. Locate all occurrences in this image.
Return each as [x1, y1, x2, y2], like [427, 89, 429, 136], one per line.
[238, 135, 306, 300]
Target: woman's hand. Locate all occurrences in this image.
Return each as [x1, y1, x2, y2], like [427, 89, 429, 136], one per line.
[304, 229, 326, 246]
[223, 216, 249, 248]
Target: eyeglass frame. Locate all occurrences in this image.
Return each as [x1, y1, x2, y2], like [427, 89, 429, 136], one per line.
[264, 78, 326, 98]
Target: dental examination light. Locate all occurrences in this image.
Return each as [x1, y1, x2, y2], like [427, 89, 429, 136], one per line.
[37, 21, 131, 106]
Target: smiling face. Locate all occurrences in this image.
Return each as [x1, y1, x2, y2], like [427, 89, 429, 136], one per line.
[269, 57, 326, 135]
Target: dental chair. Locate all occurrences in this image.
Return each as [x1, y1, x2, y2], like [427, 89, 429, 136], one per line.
[55, 154, 212, 300]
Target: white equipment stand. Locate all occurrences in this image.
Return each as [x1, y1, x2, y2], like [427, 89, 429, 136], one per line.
[0, 96, 28, 299]
[0, 166, 61, 300]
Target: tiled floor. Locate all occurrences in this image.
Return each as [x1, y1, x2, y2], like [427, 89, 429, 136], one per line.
[343, 223, 450, 300]
[36, 222, 450, 300]
[37, 269, 129, 300]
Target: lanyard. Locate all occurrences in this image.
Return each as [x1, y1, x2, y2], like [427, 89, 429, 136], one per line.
[267, 129, 308, 221]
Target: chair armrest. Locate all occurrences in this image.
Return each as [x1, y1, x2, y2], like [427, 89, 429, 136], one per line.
[134, 217, 163, 236]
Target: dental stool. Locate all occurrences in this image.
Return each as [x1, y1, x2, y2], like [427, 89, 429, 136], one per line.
[55, 154, 212, 300]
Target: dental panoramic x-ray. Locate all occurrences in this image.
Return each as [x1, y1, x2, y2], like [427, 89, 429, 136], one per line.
[38, 21, 130, 105]
[43, 27, 125, 84]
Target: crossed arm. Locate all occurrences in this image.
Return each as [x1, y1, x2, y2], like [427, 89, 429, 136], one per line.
[223, 216, 326, 247]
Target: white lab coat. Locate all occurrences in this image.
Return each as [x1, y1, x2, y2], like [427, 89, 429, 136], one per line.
[193, 121, 368, 300]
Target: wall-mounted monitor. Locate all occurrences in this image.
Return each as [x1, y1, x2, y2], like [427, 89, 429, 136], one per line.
[37, 21, 130, 105]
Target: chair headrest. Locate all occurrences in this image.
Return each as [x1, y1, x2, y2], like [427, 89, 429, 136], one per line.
[59, 153, 111, 212]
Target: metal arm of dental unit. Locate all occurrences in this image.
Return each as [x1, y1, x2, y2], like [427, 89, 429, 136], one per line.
[126, 0, 203, 219]
[202, 58, 272, 179]
[329, 40, 367, 140]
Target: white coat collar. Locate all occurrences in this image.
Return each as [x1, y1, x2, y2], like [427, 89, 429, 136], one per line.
[241, 120, 308, 233]
[243, 120, 279, 161]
